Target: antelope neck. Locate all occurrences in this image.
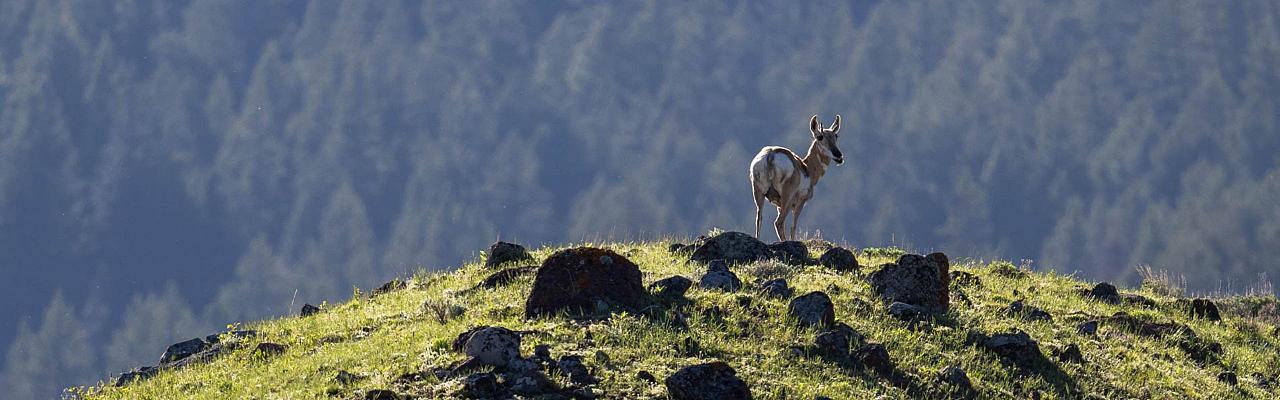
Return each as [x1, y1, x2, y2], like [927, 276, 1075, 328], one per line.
[800, 140, 829, 184]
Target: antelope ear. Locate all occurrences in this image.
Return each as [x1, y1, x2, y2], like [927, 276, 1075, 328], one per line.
[830, 115, 841, 132]
[810, 115, 822, 135]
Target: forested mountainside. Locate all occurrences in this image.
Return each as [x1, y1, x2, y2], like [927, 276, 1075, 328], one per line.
[1, 1, 1278, 398]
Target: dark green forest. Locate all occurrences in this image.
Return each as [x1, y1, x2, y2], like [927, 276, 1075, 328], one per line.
[0, 1, 1277, 397]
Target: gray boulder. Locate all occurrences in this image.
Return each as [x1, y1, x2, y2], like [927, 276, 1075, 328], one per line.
[650, 275, 694, 300]
[760, 278, 794, 299]
[700, 261, 742, 292]
[768, 241, 812, 265]
[867, 253, 950, 311]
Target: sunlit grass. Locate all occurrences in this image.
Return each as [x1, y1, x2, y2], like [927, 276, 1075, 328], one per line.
[77, 239, 1278, 399]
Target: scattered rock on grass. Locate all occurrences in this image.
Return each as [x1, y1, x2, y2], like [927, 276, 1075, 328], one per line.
[486, 241, 533, 267]
[473, 265, 537, 290]
[1055, 344, 1084, 363]
[1007, 301, 1053, 322]
[867, 253, 950, 311]
[254, 342, 287, 357]
[335, 370, 362, 385]
[665, 361, 752, 400]
[815, 323, 863, 357]
[460, 372, 501, 398]
[788, 291, 835, 328]
[160, 338, 210, 364]
[1219, 371, 1239, 386]
[557, 355, 598, 384]
[700, 261, 742, 292]
[650, 275, 694, 300]
[524, 247, 651, 318]
[854, 343, 893, 372]
[300, 303, 321, 317]
[760, 278, 794, 299]
[887, 302, 929, 322]
[818, 247, 859, 272]
[971, 329, 1044, 368]
[689, 231, 770, 265]
[768, 241, 812, 265]
[1086, 282, 1120, 304]
[373, 279, 406, 296]
[364, 389, 401, 400]
[1076, 320, 1099, 336]
[936, 365, 975, 397]
[637, 370, 658, 383]
[463, 327, 521, 367]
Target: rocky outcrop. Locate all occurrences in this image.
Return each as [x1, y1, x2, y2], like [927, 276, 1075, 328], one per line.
[115, 330, 258, 387]
[524, 247, 651, 318]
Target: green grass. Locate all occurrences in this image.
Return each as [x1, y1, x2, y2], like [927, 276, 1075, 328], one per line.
[75, 239, 1279, 399]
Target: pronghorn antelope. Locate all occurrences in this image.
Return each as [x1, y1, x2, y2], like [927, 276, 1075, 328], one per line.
[750, 115, 844, 241]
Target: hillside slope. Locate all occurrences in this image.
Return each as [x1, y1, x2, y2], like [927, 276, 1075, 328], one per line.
[76, 234, 1279, 399]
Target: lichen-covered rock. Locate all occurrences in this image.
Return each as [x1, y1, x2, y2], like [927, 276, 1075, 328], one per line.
[486, 241, 534, 267]
[463, 327, 521, 367]
[664, 361, 752, 400]
[253, 342, 287, 357]
[524, 247, 651, 318]
[557, 355, 598, 384]
[768, 241, 812, 265]
[936, 365, 975, 398]
[460, 372, 501, 398]
[1076, 320, 1099, 336]
[854, 343, 892, 372]
[867, 253, 950, 311]
[700, 269, 742, 292]
[887, 301, 929, 321]
[788, 291, 835, 328]
[689, 231, 770, 265]
[818, 247, 859, 272]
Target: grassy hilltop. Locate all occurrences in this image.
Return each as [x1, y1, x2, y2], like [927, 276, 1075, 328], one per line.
[77, 235, 1280, 399]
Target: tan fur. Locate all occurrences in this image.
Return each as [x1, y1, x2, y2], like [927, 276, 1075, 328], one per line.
[750, 115, 844, 241]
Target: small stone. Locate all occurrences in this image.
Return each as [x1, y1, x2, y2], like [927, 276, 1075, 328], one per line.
[1219, 371, 1238, 386]
[335, 370, 362, 385]
[557, 355, 598, 384]
[160, 338, 210, 364]
[700, 270, 742, 292]
[936, 365, 974, 395]
[855, 343, 892, 372]
[650, 276, 694, 300]
[1088, 282, 1120, 304]
[373, 279, 406, 296]
[815, 323, 863, 357]
[818, 247, 859, 271]
[664, 361, 752, 400]
[887, 302, 928, 321]
[707, 259, 730, 273]
[463, 327, 521, 367]
[788, 291, 836, 328]
[949, 270, 981, 286]
[486, 241, 533, 267]
[534, 344, 551, 360]
[253, 342, 287, 357]
[1056, 344, 1084, 363]
[760, 278, 794, 299]
[300, 303, 321, 317]
[1006, 301, 1052, 322]
[364, 389, 401, 400]
[460, 372, 501, 398]
[769, 241, 812, 265]
[508, 370, 557, 396]
[1076, 320, 1099, 336]
[636, 370, 658, 383]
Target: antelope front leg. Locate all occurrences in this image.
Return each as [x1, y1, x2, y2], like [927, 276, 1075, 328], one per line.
[790, 202, 805, 241]
[753, 191, 766, 239]
[774, 203, 790, 242]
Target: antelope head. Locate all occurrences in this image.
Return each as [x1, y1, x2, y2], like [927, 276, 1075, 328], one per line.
[809, 114, 844, 165]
